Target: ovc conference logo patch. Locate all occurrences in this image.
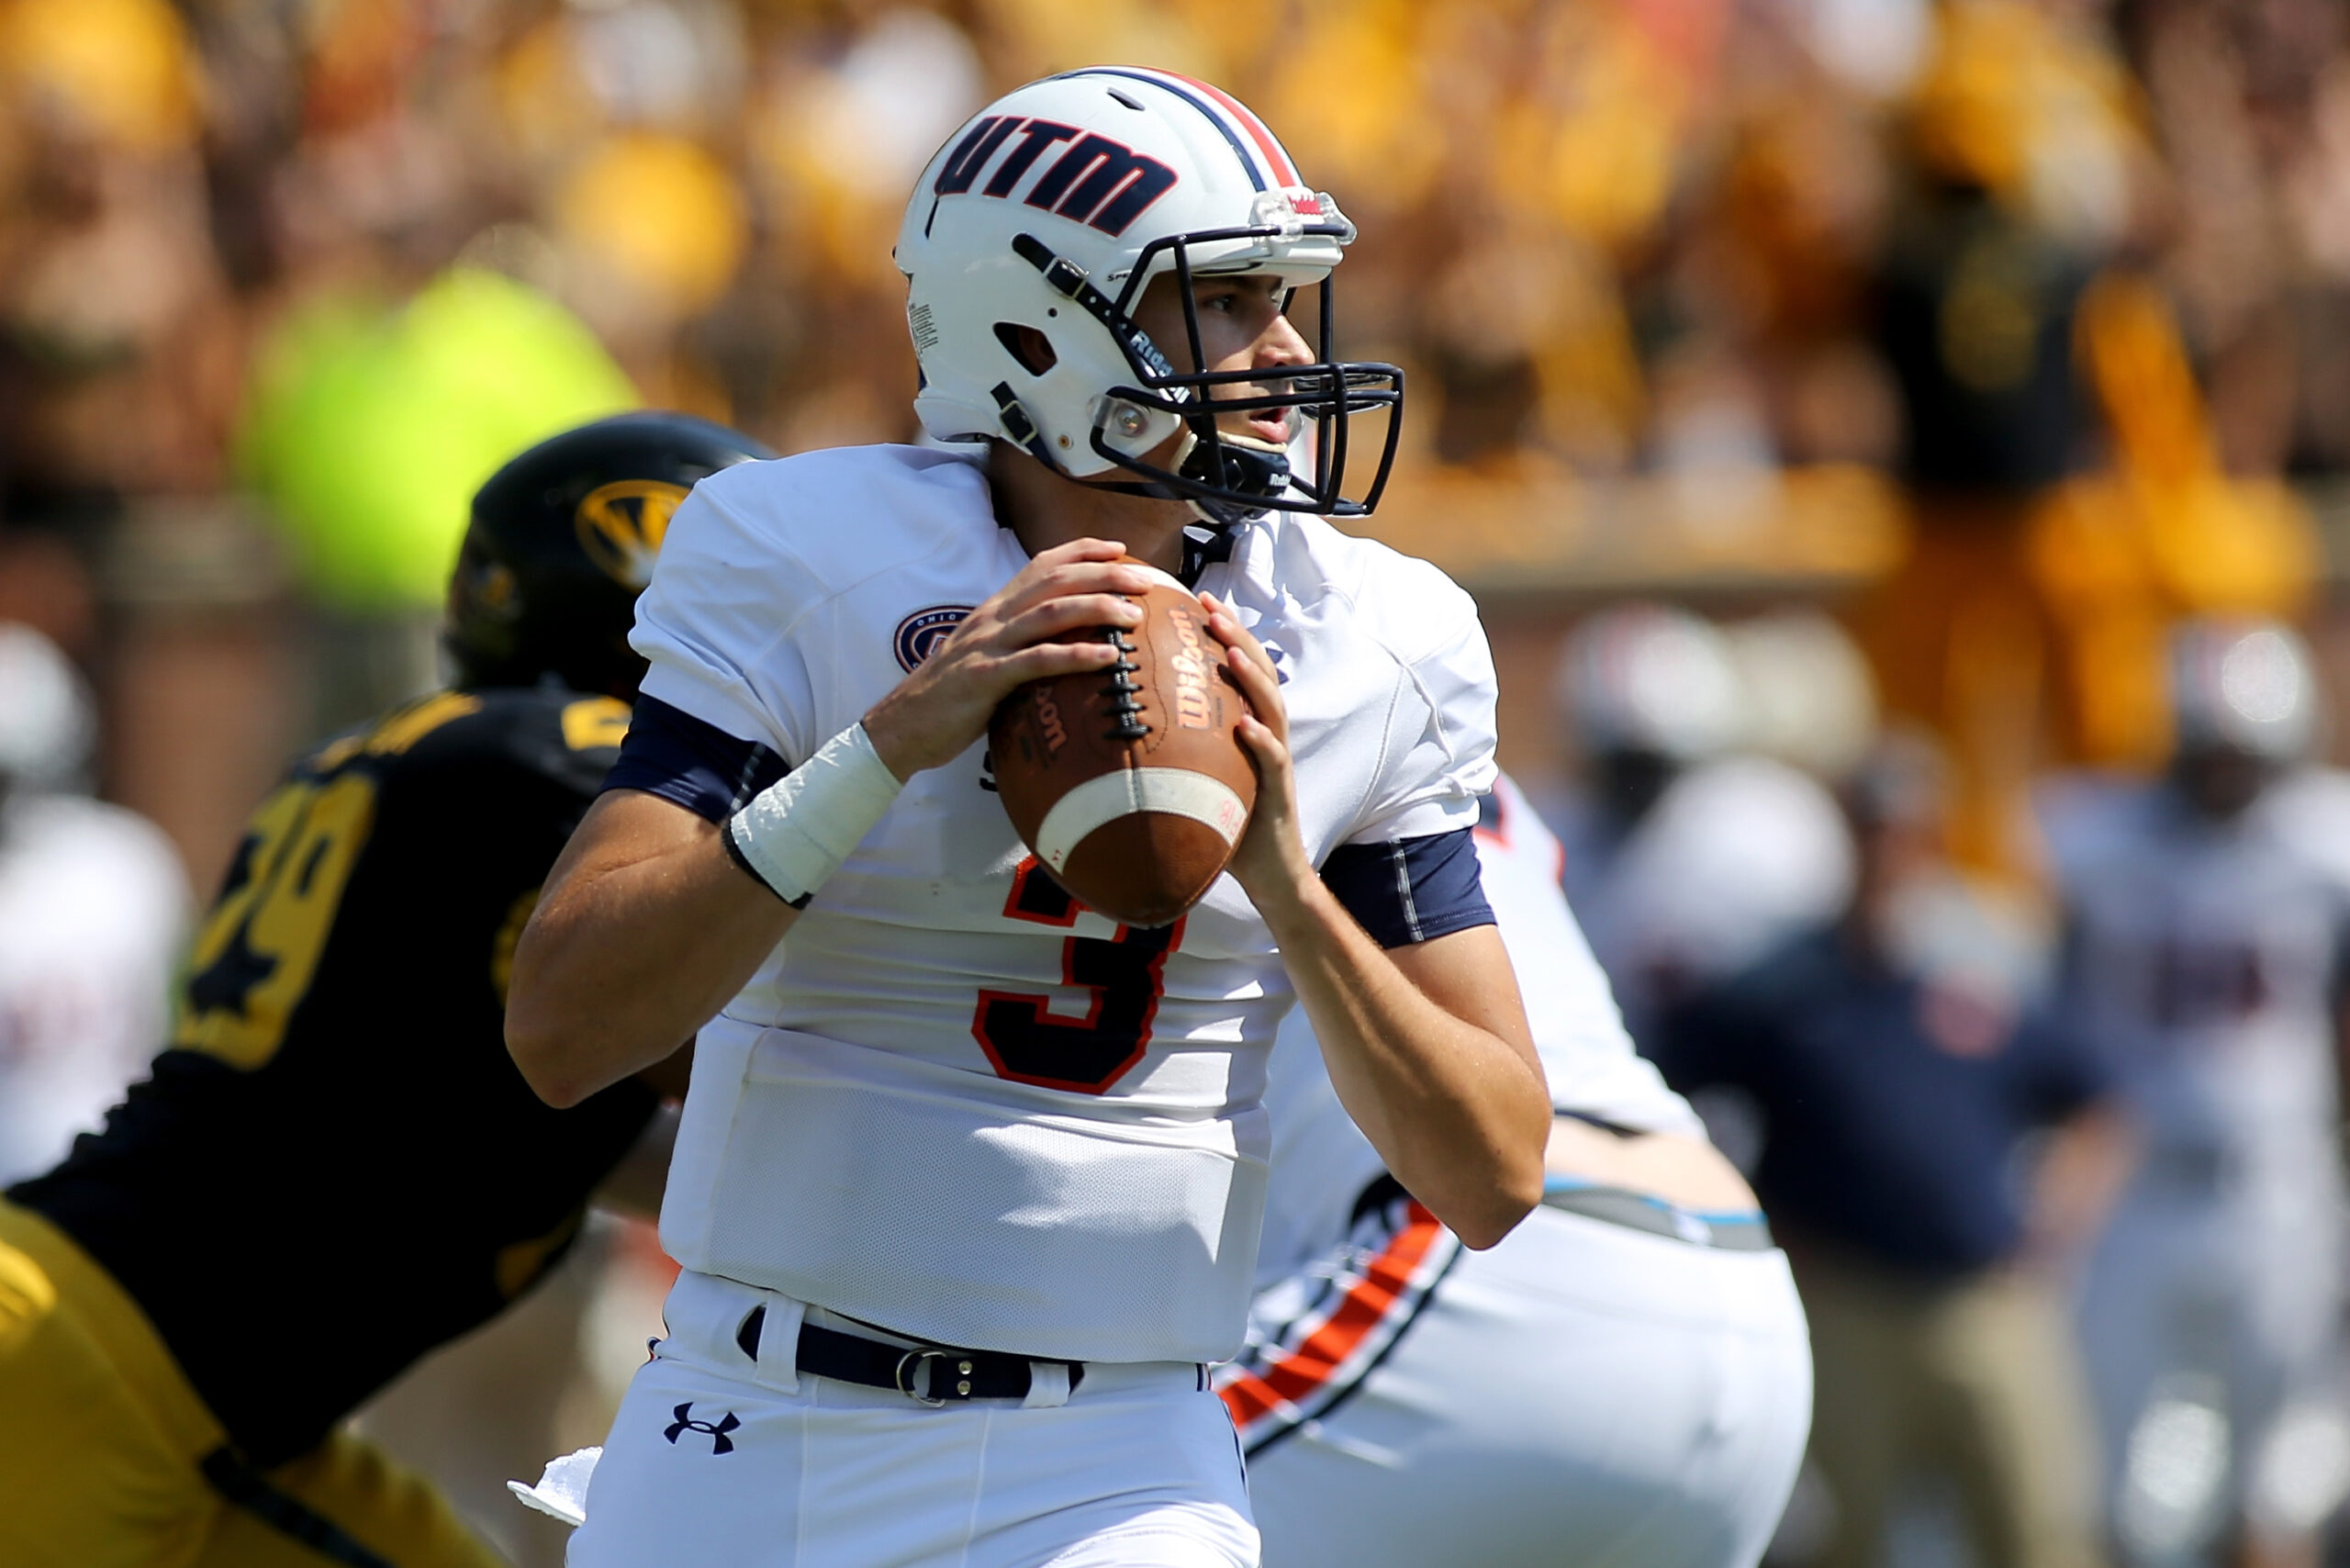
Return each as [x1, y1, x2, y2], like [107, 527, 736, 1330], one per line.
[895, 605, 973, 671]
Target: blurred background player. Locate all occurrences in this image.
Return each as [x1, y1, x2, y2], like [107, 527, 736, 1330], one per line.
[0, 622, 188, 1184]
[0, 410, 767, 1568]
[2045, 619, 2350, 1568]
[1655, 734, 2132, 1568]
[1545, 603, 1853, 1046]
[1225, 770, 1810, 1568]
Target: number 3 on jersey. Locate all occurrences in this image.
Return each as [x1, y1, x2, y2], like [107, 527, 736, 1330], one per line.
[972, 857, 1180, 1093]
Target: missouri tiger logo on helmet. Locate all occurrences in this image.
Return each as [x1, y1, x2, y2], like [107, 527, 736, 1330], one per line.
[575, 478, 689, 591]
[448, 411, 773, 700]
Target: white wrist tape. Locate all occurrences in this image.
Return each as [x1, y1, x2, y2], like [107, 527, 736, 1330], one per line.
[722, 722, 902, 908]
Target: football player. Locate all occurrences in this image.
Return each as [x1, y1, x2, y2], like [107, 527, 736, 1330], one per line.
[0, 411, 768, 1567]
[1546, 604, 1854, 1047]
[0, 623, 189, 1185]
[505, 69, 1550, 1568]
[2047, 619, 2350, 1568]
[1225, 772, 1812, 1568]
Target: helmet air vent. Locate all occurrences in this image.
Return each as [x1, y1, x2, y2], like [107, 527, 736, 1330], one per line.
[993, 322, 1058, 375]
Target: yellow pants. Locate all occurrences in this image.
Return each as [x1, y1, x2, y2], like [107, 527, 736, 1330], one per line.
[0, 1200, 506, 1568]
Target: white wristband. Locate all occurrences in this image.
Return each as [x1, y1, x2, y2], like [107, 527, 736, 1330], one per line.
[722, 722, 902, 908]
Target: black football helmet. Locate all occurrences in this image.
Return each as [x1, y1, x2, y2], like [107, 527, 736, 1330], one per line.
[446, 411, 773, 699]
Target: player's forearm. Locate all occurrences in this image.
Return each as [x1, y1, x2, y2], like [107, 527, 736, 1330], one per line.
[508, 795, 796, 1106]
[1259, 875, 1549, 1249]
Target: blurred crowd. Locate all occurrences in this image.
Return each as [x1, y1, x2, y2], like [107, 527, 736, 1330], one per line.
[11, 0, 2350, 1564]
[9, 0, 2350, 874]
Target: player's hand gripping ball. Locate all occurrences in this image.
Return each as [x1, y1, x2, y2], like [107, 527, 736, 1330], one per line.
[990, 562, 1257, 926]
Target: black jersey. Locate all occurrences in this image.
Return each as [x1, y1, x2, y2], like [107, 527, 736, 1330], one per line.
[10, 687, 659, 1467]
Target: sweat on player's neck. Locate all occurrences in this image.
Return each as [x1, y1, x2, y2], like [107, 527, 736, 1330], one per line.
[985, 438, 1193, 576]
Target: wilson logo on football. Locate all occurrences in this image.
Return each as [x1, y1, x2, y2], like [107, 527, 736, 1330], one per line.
[1165, 608, 1213, 730]
[895, 606, 973, 671]
[575, 479, 689, 590]
[933, 117, 1178, 237]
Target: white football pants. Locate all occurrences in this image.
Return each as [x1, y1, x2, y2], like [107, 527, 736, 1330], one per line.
[567, 1270, 1257, 1567]
[1232, 1204, 1814, 1568]
[2078, 1152, 2350, 1551]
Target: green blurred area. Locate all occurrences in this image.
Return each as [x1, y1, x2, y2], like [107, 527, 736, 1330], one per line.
[237, 269, 639, 613]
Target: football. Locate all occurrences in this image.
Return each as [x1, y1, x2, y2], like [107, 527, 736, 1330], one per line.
[990, 562, 1258, 926]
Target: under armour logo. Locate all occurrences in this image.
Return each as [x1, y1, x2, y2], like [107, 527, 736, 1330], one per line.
[664, 1403, 741, 1454]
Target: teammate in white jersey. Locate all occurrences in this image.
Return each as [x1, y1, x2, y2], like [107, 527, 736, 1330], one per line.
[1226, 773, 1811, 1568]
[2046, 619, 2350, 1568]
[1546, 605, 1854, 1047]
[505, 68, 1549, 1568]
[0, 624, 188, 1185]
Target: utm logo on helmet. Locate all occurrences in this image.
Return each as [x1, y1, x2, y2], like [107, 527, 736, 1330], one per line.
[931, 117, 1178, 237]
[896, 67, 1404, 526]
[575, 478, 688, 592]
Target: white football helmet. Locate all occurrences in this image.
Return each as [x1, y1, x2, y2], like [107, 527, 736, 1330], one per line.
[0, 623, 95, 794]
[895, 67, 1403, 524]
[1557, 605, 1744, 765]
[2167, 617, 2321, 764]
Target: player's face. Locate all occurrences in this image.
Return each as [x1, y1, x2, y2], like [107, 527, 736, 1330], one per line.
[2174, 745, 2271, 820]
[1131, 271, 1314, 452]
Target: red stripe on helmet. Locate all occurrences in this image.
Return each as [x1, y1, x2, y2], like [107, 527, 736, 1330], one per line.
[1147, 69, 1302, 188]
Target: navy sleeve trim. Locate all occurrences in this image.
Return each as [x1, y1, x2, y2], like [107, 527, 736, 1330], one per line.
[1321, 828, 1495, 949]
[603, 695, 790, 824]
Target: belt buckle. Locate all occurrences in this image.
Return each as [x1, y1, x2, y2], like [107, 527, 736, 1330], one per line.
[896, 1349, 979, 1407]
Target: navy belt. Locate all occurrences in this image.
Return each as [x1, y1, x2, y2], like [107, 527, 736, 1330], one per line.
[1540, 1180, 1776, 1251]
[735, 1304, 1085, 1406]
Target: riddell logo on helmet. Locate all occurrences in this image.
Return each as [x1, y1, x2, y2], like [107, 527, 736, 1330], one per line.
[575, 479, 689, 590]
[934, 117, 1178, 237]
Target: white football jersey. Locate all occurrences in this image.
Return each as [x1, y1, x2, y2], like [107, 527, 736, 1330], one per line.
[2047, 768, 2350, 1168]
[632, 445, 1498, 1363]
[0, 794, 189, 1183]
[1549, 755, 1853, 1044]
[1255, 772, 1702, 1286]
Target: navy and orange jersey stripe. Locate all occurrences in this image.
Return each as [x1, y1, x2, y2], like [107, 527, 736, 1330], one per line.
[1214, 1183, 1460, 1456]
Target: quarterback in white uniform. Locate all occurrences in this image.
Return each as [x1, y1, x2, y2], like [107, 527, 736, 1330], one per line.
[1228, 773, 1812, 1568]
[505, 69, 1549, 1568]
[2047, 620, 2350, 1567]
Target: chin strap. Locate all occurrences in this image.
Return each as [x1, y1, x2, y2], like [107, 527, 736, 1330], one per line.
[989, 382, 1060, 469]
[1178, 433, 1288, 528]
[1180, 521, 1237, 587]
[1001, 231, 1289, 534]
[1012, 232, 1183, 388]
